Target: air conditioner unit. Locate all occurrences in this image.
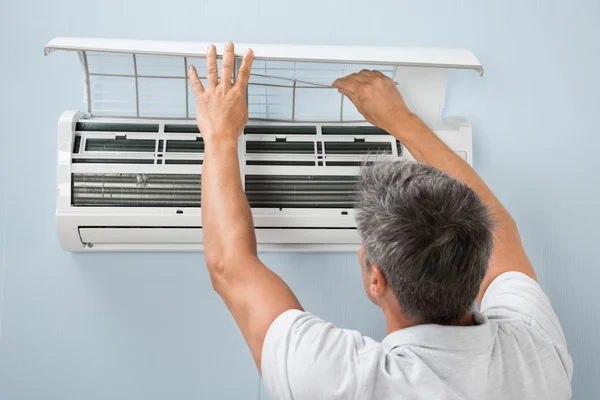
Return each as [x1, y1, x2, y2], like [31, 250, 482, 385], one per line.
[45, 37, 483, 252]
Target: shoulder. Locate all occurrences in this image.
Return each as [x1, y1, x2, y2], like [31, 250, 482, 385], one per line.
[482, 272, 573, 380]
[261, 310, 382, 400]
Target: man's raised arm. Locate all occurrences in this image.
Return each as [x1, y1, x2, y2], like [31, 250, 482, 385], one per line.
[188, 43, 302, 371]
[333, 71, 536, 303]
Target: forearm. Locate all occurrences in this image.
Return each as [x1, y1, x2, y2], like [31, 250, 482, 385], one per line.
[188, 44, 305, 373]
[388, 113, 536, 300]
[202, 138, 257, 274]
[390, 114, 508, 218]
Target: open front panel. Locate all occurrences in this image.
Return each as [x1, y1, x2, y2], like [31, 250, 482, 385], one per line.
[246, 61, 396, 122]
[46, 38, 484, 124]
[83, 51, 396, 122]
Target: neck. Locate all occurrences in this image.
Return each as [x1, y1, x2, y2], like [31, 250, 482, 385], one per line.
[383, 307, 475, 334]
[385, 313, 418, 334]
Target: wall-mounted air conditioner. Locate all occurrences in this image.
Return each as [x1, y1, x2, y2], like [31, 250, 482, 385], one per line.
[45, 37, 483, 252]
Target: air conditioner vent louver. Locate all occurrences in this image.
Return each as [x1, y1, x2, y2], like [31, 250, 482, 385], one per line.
[246, 160, 315, 166]
[76, 122, 160, 132]
[164, 125, 200, 134]
[324, 141, 393, 155]
[164, 159, 202, 165]
[321, 126, 389, 135]
[73, 135, 82, 153]
[245, 175, 358, 208]
[165, 139, 204, 153]
[246, 141, 314, 154]
[73, 158, 155, 164]
[85, 138, 156, 152]
[72, 174, 201, 207]
[244, 126, 317, 135]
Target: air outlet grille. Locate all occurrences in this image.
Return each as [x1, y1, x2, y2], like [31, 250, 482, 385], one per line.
[245, 175, 358, 208]
[72, 174, 201, 207]
[72, 174, 359, 209]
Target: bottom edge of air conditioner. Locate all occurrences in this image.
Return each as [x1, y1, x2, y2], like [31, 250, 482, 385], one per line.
[65, 226, 361, 253]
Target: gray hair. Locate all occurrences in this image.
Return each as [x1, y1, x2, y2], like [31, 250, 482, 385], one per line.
[355, 159, 494, 324]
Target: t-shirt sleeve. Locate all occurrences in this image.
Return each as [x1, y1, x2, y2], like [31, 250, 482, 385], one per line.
[481, 271, 569, 351]
[261, 309, 365, 400]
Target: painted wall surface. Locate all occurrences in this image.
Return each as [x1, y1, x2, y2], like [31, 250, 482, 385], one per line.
[1, 0, 599, 399]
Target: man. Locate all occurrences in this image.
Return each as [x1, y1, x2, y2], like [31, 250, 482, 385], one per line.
[188, 43, 573, 399]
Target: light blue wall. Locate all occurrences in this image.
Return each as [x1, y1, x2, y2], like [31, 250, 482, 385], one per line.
[1, 0, 599, 398]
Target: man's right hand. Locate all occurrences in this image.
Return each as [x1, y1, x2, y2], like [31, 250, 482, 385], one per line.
[332, 70, 414, 134]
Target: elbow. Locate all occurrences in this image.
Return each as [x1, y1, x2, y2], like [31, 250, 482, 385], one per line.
[204, 246, 257, 294]
[203, 229, 259, 293]
[500, 207, 517, 227]
[204, 250, 228, 293]
[493, 207, 520, 236]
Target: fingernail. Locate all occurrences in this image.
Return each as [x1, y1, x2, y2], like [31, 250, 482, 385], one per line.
[226, 41, 233, 49]
[245, 48, 253, 56]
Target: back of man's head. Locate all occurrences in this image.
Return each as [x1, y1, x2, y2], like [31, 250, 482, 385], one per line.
[355, 159, 494, 325]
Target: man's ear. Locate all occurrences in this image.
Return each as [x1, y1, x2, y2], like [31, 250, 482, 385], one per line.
[367, 264, 388, 299]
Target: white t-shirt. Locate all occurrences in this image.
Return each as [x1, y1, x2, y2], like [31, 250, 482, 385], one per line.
[262, 272, 573, 400]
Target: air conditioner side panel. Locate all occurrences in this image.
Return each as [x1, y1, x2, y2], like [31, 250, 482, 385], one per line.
[56, 111, 84, 251]
[438, 116, 473, 165]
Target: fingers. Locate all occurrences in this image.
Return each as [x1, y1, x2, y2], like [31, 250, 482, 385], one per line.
[345, 70, 374, 83]
[333, 69, 379, 87]
[355, 69, 378, 81]
[206, 44, 218, 87]
[340, 88, 360, 105]
[332, 77, 362, 106]
[332, 76, 363, 95]
[187, 65, 204, 96]
[359, 69, 377, 76]
[332, 68, 377, 92]
[236, 48, 254, 88]
[221, 42, 235, 88]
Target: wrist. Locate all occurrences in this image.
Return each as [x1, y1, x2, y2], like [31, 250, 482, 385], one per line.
[387, 112, 428, 142]
[203, 136, 239, 153]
